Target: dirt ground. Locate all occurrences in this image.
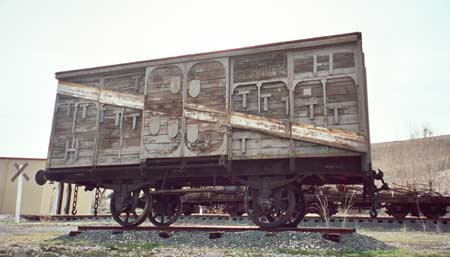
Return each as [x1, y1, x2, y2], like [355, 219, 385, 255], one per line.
[1, 220, 450, 257]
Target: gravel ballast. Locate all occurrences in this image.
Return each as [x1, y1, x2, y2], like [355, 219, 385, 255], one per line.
[6, 217, 450, 256]
[69, 230, 394, 253]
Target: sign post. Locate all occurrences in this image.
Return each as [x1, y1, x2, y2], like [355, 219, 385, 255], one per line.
[15, 173, 23, 223]
[11, 163, 29, 223]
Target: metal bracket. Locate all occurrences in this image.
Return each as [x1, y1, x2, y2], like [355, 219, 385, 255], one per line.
[235, 176, 297, 190]
[109, 182, 149, 194]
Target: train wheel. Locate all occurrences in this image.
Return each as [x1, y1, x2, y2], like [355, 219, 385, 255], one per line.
[386, 204, 408, 219]
[224, 203, 245, 217]
[182, 209, 193, 216]
[423, 212, 441, 219]
[391, 212, 408, 219]
[284, 192, 306, 227]
[244, 186, 296, 228]
[422, 204, 446, 219]
[110, 188, 150, 227]
[148, 195, 182, 226]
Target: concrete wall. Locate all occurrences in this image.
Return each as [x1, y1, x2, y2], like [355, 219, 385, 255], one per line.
[0, 157, 94, 215]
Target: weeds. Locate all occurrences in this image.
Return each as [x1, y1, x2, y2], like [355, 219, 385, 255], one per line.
[315, 190, 330, 227]
[341, 189, 356, 227]
[415, 200, 427, 232]
[435, 221, 441, 234]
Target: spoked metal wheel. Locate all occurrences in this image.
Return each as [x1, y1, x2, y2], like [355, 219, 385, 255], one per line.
[386, 204, 408, 219]
[224, 203, 245, 217]
[421, 204, 446, 219]
[284, 192, 306, 227]
[110, 188, 150, 227]
[244, 186, 296, 228]
[148, 195, 182, 227]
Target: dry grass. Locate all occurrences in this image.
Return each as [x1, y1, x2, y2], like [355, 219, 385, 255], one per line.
[1, 221, 450, 256]
[360, 230, 450, 254]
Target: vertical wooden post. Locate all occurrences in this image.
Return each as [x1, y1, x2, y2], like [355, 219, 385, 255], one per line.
[15, 174, 23, 223]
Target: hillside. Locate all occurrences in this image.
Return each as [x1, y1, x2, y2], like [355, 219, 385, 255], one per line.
[372, 135, 450, 194]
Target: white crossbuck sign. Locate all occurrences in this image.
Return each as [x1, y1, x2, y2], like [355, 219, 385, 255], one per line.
[11, 163, 30, 182]
[11, 163, 29, 223]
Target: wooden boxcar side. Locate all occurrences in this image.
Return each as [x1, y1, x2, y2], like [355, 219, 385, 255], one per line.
[47, 32, 370, 171]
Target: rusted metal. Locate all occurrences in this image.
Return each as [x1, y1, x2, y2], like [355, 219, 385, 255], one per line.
[110, 189, 150, 227]
[322, 233, 341, 242]
[179, 214, 450, 223]
[21, 214, 450, 223]
[21, 214, 112, 221]
[75, 225, 356, 234]
[148, 194, 182, 227]
[181, 185, 450, 220]
[71, 185, 78, 215]
[93, 188, 100, 216]
[69, 231, 82, 237]
[149, 188, 240, 195]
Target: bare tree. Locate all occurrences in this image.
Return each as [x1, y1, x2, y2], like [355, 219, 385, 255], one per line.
[410, 124, 434, 139]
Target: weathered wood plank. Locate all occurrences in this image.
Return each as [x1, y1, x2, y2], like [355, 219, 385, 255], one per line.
[333, 52, 355, 69]
[143, 65, 183, 158]
[57, 81, 144, 110]
[48, 33, 369, 167]
[104, 73, 145, 94]
[184, 104, 367, 152]
[233, 52, 287, 83]
[185, 61, 227, 155]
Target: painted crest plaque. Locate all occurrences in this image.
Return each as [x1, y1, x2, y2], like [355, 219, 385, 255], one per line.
[186, 124, 199, 143]
[149, 116, 160, 135]
[167, 119, 179, 138]
[188, 80, 201, 97]
[170, 77, 181, 94]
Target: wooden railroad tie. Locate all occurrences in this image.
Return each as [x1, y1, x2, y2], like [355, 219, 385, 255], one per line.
[69, 225, 356, 240]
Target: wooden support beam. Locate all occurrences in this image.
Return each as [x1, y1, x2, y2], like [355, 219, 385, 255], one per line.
[57, 81, 144, 110]
[184, 104, 367, 153]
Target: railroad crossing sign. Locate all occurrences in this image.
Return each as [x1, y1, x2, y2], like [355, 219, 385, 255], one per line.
[11, 162, 29, 223]
[11, 163, 30, 182]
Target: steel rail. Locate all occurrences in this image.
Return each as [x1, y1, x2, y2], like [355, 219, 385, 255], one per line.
[73, 225, 355, 235]
[315, 216, 450, 223]
[21, 214, 111, 221]
[22, 214, 450, 223]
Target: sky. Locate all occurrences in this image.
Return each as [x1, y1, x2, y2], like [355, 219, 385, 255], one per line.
[0, 0, 449, 158]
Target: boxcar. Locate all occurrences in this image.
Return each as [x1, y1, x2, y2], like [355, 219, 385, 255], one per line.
[36, 32, 381, 227]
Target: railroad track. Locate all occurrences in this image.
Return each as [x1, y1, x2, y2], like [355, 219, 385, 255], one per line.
[69, 225, 355, 242]
[21, 214, 111, 221]
[179, 214, 450, 224]
[21, 214, 450, 224]
[304, 216, 450, 224]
